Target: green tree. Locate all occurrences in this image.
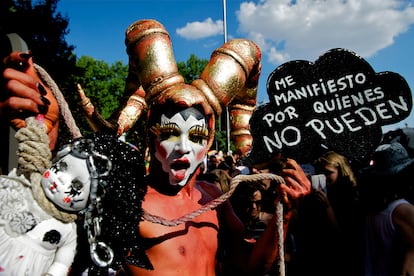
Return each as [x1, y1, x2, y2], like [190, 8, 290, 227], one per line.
[68, 56, 128, 136]
[0, 0, 78, 146]
[177, 54, 208, 84]
[74, 56, 127, 118]
[0, 0, 77, 89]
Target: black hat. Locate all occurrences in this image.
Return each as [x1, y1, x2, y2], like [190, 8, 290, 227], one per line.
[362, 142, 414, 175]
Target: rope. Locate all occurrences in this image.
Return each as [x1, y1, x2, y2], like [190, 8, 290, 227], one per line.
[15, 117, 51, 179]
[13, 64, 82, 222]
[276, 199, 285, 276]
[143, 173, 285, 225]
[34, 63, 82, 139]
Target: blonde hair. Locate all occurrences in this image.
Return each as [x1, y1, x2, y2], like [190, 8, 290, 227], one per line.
[314, 151, 357, 187]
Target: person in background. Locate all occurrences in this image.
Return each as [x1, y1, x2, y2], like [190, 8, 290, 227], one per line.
[312, 151, 360, 232]
[245, 154, 303, 276]
[381, 127, 414, 158]
[288, 150, 364, 276]
[232, 148, 244, 167]
[218, 155, 241, 177]
[359, 142, 414, 276]
[203, 168, 232, 193]
[230, 181, 273, 240]
[207, 154, 220, 173]
[315, 151, 358, 188]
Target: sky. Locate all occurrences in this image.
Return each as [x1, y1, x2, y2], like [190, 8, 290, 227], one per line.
[57, 0, 414, 133]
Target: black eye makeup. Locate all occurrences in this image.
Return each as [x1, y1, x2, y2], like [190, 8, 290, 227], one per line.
[71, 178, 84, 191]
[67, 178, 84, 197]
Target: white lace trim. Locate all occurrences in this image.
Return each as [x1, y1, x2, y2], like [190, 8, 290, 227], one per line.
[0, 169, 40, 235]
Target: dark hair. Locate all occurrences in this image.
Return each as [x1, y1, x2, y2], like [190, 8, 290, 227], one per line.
[81, 133, 151, 273]
[359, 162, 414, 213]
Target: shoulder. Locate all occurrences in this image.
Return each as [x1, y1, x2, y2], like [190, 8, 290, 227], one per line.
[393, 201, 414, 217]
[392, 201, 414, 231]
[196, 180, 223, 199]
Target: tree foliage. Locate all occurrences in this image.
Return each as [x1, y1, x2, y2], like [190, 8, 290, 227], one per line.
[0, 0, 77, 89]
[73, 57, 127, 118]
[62, 56, 129, 140]
[177, 54, 208, 84]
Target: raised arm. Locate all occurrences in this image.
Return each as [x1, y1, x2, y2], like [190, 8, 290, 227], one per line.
[248, 158, 310, 274]
[222, 158, 310, 275]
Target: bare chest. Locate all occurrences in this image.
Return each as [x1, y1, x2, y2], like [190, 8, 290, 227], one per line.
[138, 192, 219, 273]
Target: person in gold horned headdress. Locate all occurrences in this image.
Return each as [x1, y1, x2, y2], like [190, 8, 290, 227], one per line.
[1, 20, 310, 275]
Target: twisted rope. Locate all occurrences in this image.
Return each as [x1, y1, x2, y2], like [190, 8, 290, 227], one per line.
[276, 197, 285, 276]
[12, 63, 82, 222]
[34, 63, 82, 139]
[15, 117, 51, 179]
[143, 173, 285, 226]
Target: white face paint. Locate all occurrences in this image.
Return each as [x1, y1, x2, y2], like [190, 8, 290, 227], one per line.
[154, 108, 209, 186]
[41, 153, 91, 212]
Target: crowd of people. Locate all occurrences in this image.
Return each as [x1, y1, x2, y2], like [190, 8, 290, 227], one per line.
[1, 20, 414, 276]
[201, 138, 414, 276]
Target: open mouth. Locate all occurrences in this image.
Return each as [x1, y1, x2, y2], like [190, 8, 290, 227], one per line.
[171, 159, 190, 170]
[171, 159, 190, 181]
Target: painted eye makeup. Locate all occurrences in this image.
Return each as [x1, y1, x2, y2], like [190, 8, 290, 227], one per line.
[71, 178, 84, 192]
[158, 123, 179, 140]
[188, 125, 208, 144]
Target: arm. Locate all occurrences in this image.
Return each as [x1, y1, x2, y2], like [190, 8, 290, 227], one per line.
[248, 158, 310, 274]
[313, 190, 340, 231]
[393, 202, 414, 276]
[46, 222, 78, 276]
[223, 158, 311, 275]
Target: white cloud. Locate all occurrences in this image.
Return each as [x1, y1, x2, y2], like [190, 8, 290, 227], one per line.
[176, 18, 224, 40]
[236, 0, 414, 64]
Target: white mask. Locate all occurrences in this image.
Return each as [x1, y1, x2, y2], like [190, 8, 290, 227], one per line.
[41, 153, 91, 212]
[154, 107, 209, 186]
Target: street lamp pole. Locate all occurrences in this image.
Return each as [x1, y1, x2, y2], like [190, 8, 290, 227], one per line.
[222, 0, 231, 154]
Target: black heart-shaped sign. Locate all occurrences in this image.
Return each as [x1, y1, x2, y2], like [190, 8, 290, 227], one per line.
[247, 48, 412, 165]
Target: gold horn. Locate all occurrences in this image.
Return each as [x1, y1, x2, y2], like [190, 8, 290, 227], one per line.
[125, 19, 216, 149]
[78, 80, 147, 136]
[192, 39, 261, 155]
